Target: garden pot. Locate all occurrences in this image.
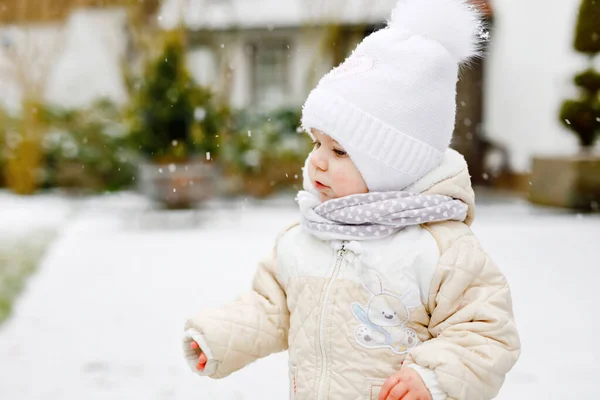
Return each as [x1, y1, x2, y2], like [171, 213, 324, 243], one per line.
[529, 154, 600, 211]
[138, 158, 216, 209]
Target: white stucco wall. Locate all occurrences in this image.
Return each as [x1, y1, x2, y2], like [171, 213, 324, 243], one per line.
[45, 8, 129, 108]
[0, 8, 128, 112]
[0, 24, 63, 112]
[484, 0, 594, 173]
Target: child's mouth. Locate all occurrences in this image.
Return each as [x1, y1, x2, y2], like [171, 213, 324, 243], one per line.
[315, 181, 329, 190]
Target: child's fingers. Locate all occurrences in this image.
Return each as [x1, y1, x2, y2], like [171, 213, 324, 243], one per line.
[196, 354, 207, 371]
[379, 376, 400, 400]
[385, 382, 409, 400]
[189, 340, 208, 372]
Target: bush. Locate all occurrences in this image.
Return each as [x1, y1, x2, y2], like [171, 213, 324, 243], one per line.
[574, 0, 600, 54]
[221, 109, 312, 197]
[560, 0, 600, 150]
[560, 99, 600, 148]
[0, 108, 7, 188]
[41, 99, 137, 192]
[127, 29, 228, 162]
[0, 101, 46, 194]
[574, 69, 600, 93]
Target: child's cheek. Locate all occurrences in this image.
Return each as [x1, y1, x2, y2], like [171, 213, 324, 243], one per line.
[332, 169, 353, 194]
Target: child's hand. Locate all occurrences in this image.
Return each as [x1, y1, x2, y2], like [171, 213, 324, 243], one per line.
[189, 341, 208, 371]
[378, 367, 432, 400]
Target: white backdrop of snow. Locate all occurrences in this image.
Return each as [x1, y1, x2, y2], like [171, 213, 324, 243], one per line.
[0, 191, 599, 399]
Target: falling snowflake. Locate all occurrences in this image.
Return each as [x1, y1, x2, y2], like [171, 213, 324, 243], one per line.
[194, 108, 206, 121]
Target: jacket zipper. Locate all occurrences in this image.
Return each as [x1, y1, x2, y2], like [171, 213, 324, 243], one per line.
[317, 244, 347, 400]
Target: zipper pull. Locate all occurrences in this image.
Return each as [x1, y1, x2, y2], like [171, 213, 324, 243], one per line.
[344, 240, 362, 255]
[330, 240, 344, 252]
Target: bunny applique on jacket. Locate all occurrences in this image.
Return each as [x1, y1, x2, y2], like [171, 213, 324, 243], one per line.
[182, 150, 521, 400]
[351, 269, 422, 355]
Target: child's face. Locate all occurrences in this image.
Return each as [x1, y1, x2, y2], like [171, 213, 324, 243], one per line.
[308, 129, 368, 202]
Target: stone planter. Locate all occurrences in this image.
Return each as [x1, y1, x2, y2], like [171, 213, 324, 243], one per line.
[138, 158, 216, 209]
[529, 155, 600, 211]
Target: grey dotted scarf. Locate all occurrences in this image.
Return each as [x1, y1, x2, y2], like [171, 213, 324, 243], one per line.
[296, 190, 468, 241]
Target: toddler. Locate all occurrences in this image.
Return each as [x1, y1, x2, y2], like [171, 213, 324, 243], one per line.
[183, 0, 521, 399]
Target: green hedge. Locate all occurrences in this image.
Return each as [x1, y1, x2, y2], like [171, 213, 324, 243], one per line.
[560, 0, 600, 149]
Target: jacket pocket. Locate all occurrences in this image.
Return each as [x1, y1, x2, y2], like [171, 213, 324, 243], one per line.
[365, 378, 386, 400]
[289, 365, 298, 399]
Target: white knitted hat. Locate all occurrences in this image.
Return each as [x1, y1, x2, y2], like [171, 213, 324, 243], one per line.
[301, 0, 485, 192]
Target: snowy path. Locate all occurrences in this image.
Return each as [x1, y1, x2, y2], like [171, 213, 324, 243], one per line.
[0, 193, 599, 399]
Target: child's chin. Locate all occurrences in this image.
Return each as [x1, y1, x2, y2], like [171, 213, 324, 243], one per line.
[320, 193, 334, 202]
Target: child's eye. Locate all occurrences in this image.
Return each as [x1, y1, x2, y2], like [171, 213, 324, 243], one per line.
[333, 148, 347, 157]
[313, 141, 321, 149]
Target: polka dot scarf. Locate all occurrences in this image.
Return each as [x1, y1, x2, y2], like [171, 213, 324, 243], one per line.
[296, 190, 468, 241]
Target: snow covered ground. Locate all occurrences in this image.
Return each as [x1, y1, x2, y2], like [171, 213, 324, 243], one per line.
[0, 191, 599, 399]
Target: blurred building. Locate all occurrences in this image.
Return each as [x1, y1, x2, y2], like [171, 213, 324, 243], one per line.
[159, 0, 397, 110]
[160, 0, 596, 187]
[0, 0, 593, 188]
[159, 0, 495, 183]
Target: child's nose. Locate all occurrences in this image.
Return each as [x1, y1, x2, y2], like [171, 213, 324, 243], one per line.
[310, 149, 328, 171]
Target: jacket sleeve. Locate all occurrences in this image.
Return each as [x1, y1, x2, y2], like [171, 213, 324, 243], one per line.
[182, 244, 289, 379]
[404, 234, 521, 400]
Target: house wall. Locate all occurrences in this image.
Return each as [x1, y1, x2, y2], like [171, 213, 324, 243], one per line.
[0, 8, 129, 112]
[484, 0, 595, 174]
[45, 8, 129, 108]
[0, 24, 64, 111]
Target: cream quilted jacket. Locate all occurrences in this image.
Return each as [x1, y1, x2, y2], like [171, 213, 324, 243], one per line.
[183, 150, 521, 400]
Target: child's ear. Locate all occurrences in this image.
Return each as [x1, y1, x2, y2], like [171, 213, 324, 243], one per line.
[361, 269, 383, 295]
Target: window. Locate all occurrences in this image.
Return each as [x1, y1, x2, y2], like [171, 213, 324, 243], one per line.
[187, 46, 217, 87]
[248, 39, 290, 110]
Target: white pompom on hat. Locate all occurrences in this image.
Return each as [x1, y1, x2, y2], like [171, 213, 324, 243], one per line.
[301, 0, 485, 192]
